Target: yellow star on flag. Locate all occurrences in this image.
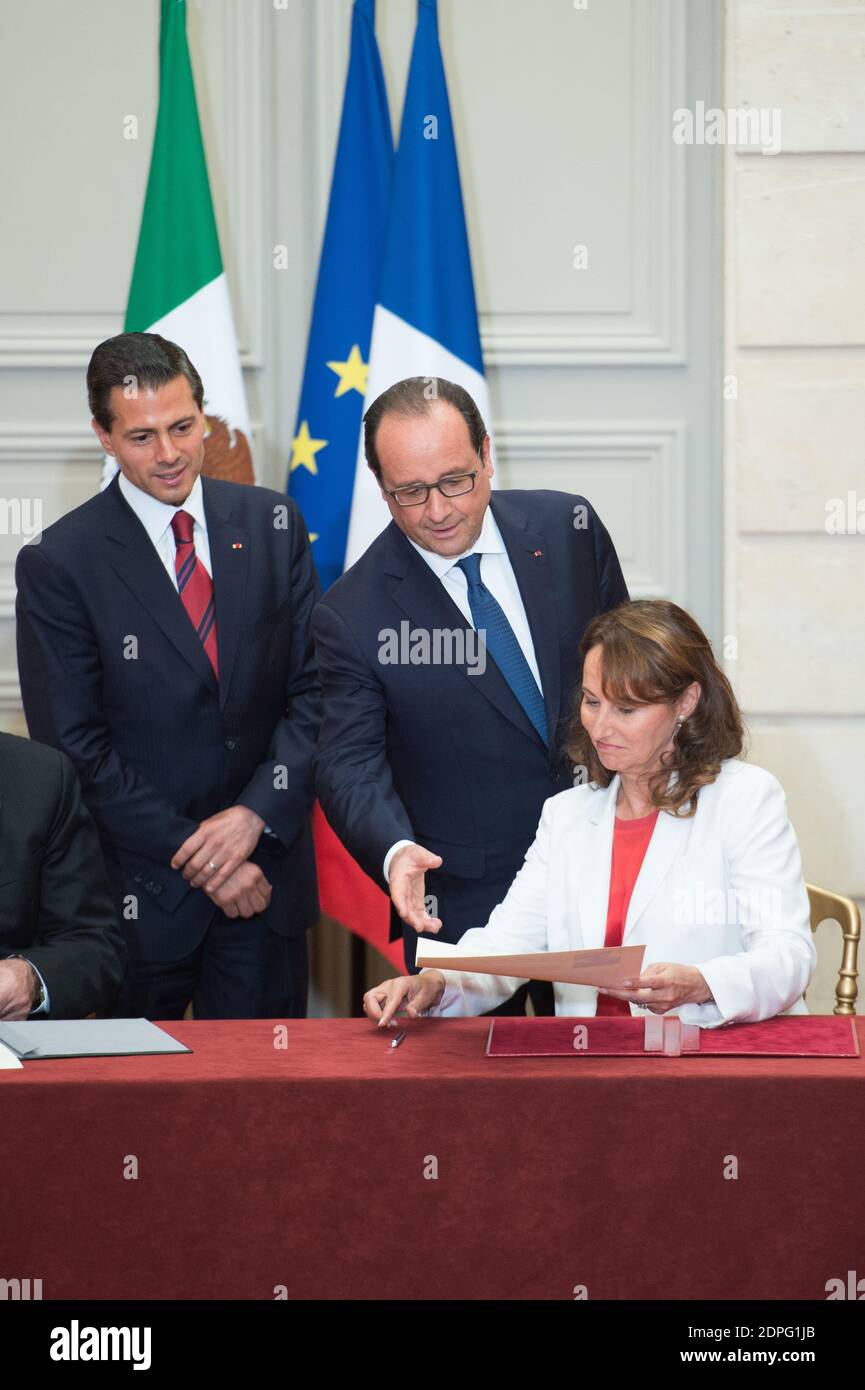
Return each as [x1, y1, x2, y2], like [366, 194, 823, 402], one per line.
[326, 344, 368, 398]
[290, 421, 327, 475]
[309, 533, 319, 544]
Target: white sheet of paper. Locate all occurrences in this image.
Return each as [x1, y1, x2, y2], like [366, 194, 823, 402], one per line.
[415, 938, 645, 988]
[0, 1039, 23, 1069]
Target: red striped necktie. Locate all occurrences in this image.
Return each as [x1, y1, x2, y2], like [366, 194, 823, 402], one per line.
[170, 509, 219, 679]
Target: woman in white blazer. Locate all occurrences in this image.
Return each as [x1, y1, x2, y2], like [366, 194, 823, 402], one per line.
[364, 599, 817, 1029]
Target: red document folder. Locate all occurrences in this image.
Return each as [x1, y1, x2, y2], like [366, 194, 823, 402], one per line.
[485, 1015, 861, 1058]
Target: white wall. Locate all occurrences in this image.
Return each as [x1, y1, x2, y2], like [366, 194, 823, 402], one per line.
[724, 0, 865, 1012]
[0, 0, 720, 721]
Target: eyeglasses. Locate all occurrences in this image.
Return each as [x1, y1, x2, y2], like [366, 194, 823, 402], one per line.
[382, 468, 479, 508]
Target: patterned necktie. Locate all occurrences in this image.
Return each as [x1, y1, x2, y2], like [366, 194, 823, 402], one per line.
[456, 552, 547, 745]
[170, 509, 219, 679]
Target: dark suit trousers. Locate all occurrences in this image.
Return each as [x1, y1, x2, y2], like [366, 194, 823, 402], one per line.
[111, 908, 309, 1021]
[484, 980, 555, 1018]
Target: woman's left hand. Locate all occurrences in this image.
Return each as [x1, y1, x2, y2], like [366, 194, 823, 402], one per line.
[599, 962, 713, 1013]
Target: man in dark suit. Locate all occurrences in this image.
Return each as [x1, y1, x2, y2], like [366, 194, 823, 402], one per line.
[0, 731, 124, 1019]
[15, 332, 320, 1020]
[313, 377, 628, 1013]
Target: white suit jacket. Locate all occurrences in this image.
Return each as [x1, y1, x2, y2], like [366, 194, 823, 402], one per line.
[429, 759, 817, 1027]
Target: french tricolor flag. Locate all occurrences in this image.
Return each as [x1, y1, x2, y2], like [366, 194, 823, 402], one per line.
[345, 0, 493, 565]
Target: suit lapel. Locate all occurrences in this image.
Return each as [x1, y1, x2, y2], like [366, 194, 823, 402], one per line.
[623, 805, 693, 943]
[103, 475, 218, 696]
[575, 778, 693, 949]
[490, 493, 562, 751]
[385, 523, 544, 748]
[575, 776, 619, 949]
[203, 479, 249, 709]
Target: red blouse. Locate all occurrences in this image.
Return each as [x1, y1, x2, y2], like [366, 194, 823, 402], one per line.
[595, 809, 659, 1017]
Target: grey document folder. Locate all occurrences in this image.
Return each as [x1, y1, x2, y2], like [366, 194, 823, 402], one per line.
[0, 1018, 191, 1060]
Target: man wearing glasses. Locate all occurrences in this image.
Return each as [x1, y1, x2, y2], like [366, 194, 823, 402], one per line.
[313, 376, 628, 1014]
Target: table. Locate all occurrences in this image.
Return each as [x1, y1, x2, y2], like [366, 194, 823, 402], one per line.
[2, 1018, 863, 1300]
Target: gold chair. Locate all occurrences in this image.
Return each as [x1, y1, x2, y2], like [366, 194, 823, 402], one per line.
[806, 883, 861, 1015]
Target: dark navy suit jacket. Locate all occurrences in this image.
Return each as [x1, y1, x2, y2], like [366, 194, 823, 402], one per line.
[312, 489, 628, 965]
[15, 474, 320, 963]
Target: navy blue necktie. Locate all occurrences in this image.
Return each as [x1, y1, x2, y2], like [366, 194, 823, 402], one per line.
[456, 552, 548, 746]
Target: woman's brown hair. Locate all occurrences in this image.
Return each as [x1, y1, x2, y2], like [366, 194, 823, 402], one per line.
[565, 599, 745, 816]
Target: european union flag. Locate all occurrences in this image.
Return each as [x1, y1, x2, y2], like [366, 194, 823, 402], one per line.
[288, 0, 393, 591]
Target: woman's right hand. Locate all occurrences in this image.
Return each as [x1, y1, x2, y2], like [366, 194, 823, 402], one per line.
[363, 970, 446, 1028]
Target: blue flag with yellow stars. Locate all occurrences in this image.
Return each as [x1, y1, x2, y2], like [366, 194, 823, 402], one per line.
[288, 0, 393, 591]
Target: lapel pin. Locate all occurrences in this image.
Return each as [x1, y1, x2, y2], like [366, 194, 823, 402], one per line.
[532, 549, 543, 558]
[232, 542, 243, 550]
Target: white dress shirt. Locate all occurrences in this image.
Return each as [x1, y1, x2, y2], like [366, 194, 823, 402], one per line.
[118, 471, 213, 584]
[383, 504, 543, 881]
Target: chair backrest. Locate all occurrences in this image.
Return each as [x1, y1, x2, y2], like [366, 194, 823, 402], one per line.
[806, 883, 861, 1016]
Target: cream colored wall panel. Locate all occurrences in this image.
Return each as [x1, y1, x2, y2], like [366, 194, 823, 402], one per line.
[187, 0, 265, 366]
[0, 0, 264, 369]
[0, 1, 153, 360]
[0, 429, 103, 626]
[735, 351, 865, 531]
[735, 539, 865, 713]
[746, 720, 865, 900]
[495, 422, 686, 598]
[725, 0, 864, 1016]
[736, 154, 865, 346]
[368, 0, 687, 363]
[729, 4, 865, 152]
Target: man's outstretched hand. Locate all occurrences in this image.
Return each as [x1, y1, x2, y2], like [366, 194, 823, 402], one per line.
[388, 843, 443, 934]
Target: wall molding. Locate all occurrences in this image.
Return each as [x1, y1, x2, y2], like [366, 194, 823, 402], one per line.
[0, 0, 265, 370]
[494, 419, 688, 596]
[311, 0, 686, 367]
[0, 422, 264, 469]
[483, 0, 686, 364]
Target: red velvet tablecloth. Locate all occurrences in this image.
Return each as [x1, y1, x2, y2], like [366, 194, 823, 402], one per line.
[1, 1017, 863, 1301]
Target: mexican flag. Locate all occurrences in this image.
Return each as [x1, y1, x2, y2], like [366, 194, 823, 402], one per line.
[101, 0, 252, 488]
